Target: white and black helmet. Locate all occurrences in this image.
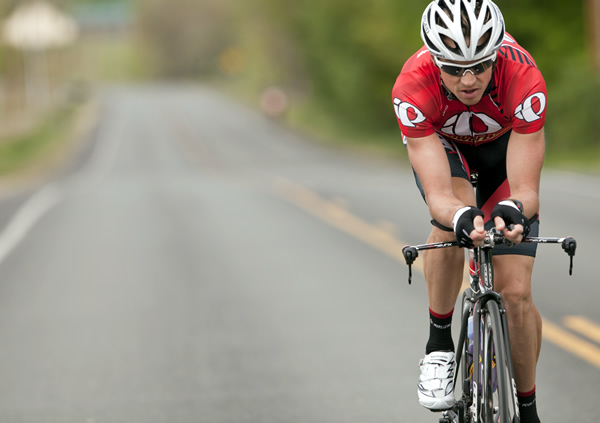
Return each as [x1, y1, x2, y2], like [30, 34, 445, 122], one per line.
[421, 0, 505, 62]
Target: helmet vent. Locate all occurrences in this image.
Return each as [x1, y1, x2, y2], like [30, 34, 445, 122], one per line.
[475, 29, 492, 54]
[441, 0, 454, 21]
[420, 0, 505, 62]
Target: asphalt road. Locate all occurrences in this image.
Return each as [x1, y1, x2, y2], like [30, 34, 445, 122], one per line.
[0, 84, 597, 422]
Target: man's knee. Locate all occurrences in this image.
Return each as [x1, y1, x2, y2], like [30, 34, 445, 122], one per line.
[493, 256, 535, 313]
[498, 281, 533, 308]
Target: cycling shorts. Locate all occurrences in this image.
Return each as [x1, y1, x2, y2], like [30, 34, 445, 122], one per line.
[412, 130, 538, 257]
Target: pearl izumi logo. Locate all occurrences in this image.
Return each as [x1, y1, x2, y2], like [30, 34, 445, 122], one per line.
[515, 92, 546, 123]
[441, 111, 502, 137]
[394, 98, 426, 128]
[430, 319, 452, 330]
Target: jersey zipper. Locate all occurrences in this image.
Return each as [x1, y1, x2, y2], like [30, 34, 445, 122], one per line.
[467, 106, 476, 146]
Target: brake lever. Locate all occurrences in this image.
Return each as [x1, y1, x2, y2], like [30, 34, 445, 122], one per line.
[402, 246, 419, 285]
[561, 237, 577, 276]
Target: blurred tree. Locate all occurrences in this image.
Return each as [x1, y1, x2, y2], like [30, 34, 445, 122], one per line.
[249, 0, 428, 130]
[136, 0, 233, 78]
[241, 0, 599, 156]
[587, 0, 600, 69]
[42, 0, 598, 157]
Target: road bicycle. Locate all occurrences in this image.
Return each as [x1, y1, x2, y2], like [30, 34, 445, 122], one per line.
[402, 228, 576, 423]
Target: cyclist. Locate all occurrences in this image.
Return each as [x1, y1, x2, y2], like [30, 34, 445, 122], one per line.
[392, 1, 546, 422]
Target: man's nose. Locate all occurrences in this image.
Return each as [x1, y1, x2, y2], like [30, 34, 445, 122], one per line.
[460, 70, 477, 85]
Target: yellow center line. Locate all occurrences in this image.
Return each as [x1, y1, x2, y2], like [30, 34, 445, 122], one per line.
[273, 178, 600, 369]
[274, 178, 422, 274]
[542, 319, 600, 369]
[563, 316, 600, 344]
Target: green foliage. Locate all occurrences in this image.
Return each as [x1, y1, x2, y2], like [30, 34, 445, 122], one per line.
[231, 0, 599, 161]
[0, 106, 76, 175]
[129, 0, 600, 161]
[546, 63, 600, 154]
[255, 0, 429, 129]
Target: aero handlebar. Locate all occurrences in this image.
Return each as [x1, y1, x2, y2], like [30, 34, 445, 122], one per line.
[401, 230, 576, 285]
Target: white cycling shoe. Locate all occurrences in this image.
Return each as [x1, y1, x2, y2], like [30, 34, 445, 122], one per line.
[418, 351, 456, 411]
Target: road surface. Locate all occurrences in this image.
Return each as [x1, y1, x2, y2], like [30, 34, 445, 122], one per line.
[0, 84, 597, 422]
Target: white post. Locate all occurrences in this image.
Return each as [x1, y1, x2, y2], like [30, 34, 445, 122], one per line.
[2, 1, 78, 113]
[23, 48, 49, 113]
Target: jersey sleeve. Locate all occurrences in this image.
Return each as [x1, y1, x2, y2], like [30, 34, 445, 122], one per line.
[507, 66, 547, 134]
[392, 72, 437, 139]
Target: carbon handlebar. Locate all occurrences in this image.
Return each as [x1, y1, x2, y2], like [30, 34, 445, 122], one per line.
[401, 231, 576, 284]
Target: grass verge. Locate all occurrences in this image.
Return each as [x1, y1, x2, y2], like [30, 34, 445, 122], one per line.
[0, 105, 80, 177]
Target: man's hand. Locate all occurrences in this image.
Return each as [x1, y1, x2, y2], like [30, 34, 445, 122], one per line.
[453, 206, 486, 248]
[491, 200, 530, 243]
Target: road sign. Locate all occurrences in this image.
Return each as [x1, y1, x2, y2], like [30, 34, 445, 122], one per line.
[2, 1, 78, 51]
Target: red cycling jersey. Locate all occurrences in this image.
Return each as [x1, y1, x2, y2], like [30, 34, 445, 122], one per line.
[392, 33, 546, 145]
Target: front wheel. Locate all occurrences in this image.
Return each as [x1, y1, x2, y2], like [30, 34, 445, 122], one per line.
[480, 300, 520, 423]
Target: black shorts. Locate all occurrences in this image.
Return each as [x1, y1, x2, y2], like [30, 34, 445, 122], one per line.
[413, 130, 538, 257]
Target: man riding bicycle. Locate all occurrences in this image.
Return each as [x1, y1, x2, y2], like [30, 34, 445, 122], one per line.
[392, 1, 546, 422]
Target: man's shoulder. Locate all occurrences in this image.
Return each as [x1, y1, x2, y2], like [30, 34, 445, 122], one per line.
[497, 33, 541, 72]
[393, 47, 444, 138]
[494, 33, 546, 101]
[492, 34, 547, 132]
[396, 47, 436, 81]
[393, 47, 441, 104]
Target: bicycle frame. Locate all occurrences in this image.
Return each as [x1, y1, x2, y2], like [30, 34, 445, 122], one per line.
[402, 230, 576, 423]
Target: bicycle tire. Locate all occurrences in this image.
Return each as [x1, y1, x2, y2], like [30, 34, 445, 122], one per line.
[460, 289, 474, 398]
[481, 300, 520, 423]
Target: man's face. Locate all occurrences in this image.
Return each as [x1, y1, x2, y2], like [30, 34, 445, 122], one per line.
[436, 58, 494, 107]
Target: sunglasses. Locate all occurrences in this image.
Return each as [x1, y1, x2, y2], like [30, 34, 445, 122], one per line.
[434, 53, 497, 77]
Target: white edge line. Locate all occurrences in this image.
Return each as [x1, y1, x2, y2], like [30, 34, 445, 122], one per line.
[0, 185, 63, 265]
[0, 100, 116, 266]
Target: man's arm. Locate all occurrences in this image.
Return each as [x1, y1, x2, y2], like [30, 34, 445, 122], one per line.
[495, 128, 545, 241]
[506, 128, 545, 218]
[405, 134, 484, 242]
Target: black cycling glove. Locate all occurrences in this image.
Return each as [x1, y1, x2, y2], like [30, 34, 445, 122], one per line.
[490, 200, 531, 238]
[453, 206, 485, 248]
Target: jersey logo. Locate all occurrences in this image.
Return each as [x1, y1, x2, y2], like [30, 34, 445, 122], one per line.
[441, 111, 503, 137]
[394, 98, 426, 128]
[514, 92, 546, 123]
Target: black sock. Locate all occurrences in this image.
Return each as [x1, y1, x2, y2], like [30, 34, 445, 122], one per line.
[425, 308, 454, 354]
[518, 388, 541, 423]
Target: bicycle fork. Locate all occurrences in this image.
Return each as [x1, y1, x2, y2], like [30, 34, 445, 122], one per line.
[441, 295, 499, 423]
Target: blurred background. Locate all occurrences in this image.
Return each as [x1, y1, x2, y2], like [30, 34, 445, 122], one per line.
[0, 0, 599, 176]
[0, 1, 598, 422]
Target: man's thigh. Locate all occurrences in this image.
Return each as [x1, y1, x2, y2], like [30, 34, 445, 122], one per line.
[492, 254, 536, 297]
